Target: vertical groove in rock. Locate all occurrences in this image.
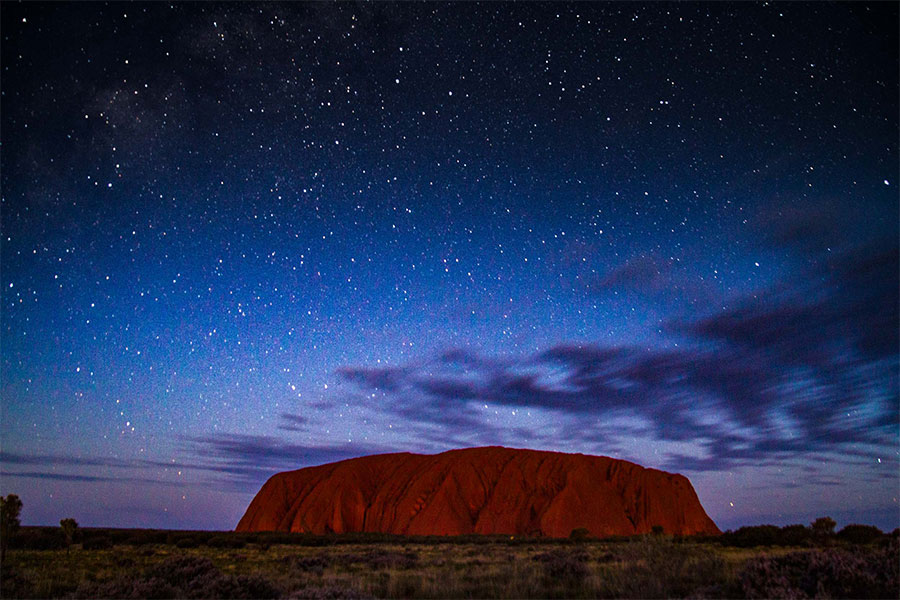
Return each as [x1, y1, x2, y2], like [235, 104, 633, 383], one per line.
[235, 446, 720, 537]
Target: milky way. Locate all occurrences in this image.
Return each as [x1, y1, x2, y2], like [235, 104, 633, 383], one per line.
[1, 3, 897, 531]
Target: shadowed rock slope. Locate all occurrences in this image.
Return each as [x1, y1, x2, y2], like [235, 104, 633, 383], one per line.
[236, 446, 720, 537]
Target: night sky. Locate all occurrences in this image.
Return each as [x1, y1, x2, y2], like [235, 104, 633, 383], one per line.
[1, 2, 897, 533]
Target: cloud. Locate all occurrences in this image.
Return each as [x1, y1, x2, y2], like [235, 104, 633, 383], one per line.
[595, 254, 673, 293]
[180, 434, 392, 487]
[0, 439, 392, 493]
[336, 365, 411, 392]
[683, 241, 899, 364]
[757, 200, 848, 253]
[0, 452, 134, 468]
[7, 472, 118, 482]
[336, 237, 898, 473]
[278, 413, 309, 432]
[1, 471, 184, 486]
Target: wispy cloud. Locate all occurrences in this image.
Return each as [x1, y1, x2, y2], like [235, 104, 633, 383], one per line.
[179, 434, 391, 488]
[333, 236, 898, 473]
[277, 413, 309, 432]
[3, 471, 184, 486]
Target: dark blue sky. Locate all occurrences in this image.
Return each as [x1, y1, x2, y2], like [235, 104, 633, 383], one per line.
[2, 2, 897, 532]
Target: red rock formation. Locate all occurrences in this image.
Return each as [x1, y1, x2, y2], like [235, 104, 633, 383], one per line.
[236, 446, 720, 537]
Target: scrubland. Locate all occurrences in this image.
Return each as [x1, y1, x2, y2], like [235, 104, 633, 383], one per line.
[1, 526, 897, 598]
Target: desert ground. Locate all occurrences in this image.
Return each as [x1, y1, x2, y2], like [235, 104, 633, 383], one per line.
[2, 525, 897, 599]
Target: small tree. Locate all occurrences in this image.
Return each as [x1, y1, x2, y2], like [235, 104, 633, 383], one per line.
[810, 516, 836, 543]
[60, 518, 79, 553]
[1, 494, 23, 560]
[811, 516, 836, 535]
[837, 523, 883, 545]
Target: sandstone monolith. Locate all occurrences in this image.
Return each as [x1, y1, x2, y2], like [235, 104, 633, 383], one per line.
[236, 446, 720, 537]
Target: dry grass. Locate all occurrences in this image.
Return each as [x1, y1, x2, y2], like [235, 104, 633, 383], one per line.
[2, 534, 897, 599]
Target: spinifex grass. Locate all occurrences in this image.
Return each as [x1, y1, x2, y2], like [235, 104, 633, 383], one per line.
[2, 533, 897, 599]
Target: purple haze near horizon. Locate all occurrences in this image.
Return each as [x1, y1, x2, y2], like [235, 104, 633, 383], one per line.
[1, 3, 897, 533]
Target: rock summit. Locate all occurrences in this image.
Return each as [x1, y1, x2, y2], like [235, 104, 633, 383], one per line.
[236, 446, 720, 537]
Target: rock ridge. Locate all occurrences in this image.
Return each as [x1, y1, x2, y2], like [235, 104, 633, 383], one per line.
[236, 446, 720, 537]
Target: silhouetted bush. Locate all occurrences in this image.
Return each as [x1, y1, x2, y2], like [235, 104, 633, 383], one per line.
[14, 528, 66, 550]
[60, 518, 79, 551]
[779, 524, 812, 546]
[126, 530, 169, 546]
[721, 524, 782, 547]
[740, 540, 899, 599]
[1, 494, 22, 561]
[175, 536, 199, 548]
[810, 516, 836, 537]
[718, 521, 885, 549]
[837, 524, 884, 545]
[206, 534, 246, 549]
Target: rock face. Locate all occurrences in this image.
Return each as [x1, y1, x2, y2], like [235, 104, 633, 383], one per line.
[236, 446, 720, 537]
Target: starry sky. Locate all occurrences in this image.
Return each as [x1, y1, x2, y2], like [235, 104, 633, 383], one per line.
[1, 3, 897, 533]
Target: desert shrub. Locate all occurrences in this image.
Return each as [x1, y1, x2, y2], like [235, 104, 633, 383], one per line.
[330, 550, 418, 570]
[75, 576, 180, 599]
[59, 519, 79, 554]
[258, 533, 332, 547]
[291, 555, 329, 575]
[720, 524, 782, 547]
[333, 552, 365, 566]
[740, 541, 899, 599]
[837, 524, 884, 545]
[82, 535, 113, 550]
[366, 550, 419, 570]
[206, 534, 246, 549]
[126, 530, 168, 546]
[145, 555, 221, 586]
[204, 573, 280, 599]
[1, 494, 22, 561]
[0, 564, 34, 599]
[286, 583, 373, 599]
[533, 549, 589, 584]
[779, 524, 813, 546]
[260, 532, 316, 546]
[810, 516, 836, 537]
[77, 554, 282, 599]
[165, 531, 211, 546]
[175, 536, 199, 548]
[610, 535, 729, 598]
[111, 557, 135, 570]
[15, 528, 66, 550]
